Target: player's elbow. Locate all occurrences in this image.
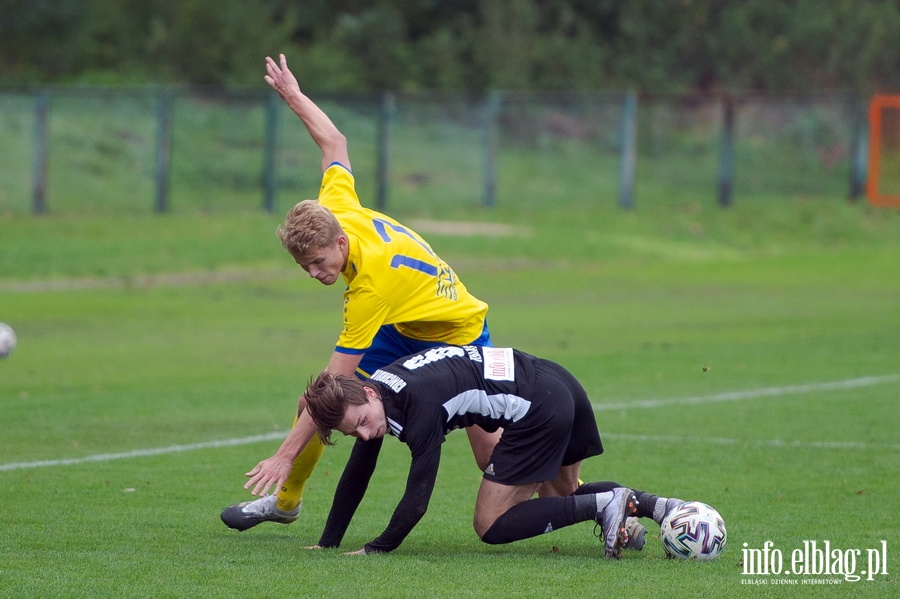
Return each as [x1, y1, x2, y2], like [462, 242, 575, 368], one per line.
[325, 130, 347, 152]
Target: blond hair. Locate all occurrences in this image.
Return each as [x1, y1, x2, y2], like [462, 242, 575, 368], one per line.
[276, 200, 345, 260]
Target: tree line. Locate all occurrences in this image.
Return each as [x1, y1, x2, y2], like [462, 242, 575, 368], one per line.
[2, 0, 898, 92]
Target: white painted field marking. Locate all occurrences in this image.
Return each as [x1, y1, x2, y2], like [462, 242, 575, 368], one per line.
[603, 433, 900, 452]
[2, 375, 898, 472]
[0, 431, 285, 472]
[593, 374, 900, 412]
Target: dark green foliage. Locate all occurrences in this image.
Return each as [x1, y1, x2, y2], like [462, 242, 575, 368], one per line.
[1, 0, 898, 91]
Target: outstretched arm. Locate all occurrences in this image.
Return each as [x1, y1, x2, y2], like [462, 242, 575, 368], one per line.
[244, 408, 317, 497]
[264, 53, 351, 171]
[243, 351, 364, 496]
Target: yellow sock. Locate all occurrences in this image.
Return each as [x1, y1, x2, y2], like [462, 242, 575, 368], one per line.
[276, 432, 325, 512]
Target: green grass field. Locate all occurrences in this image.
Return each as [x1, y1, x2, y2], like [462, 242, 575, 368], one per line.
[1, 197, 899, 598]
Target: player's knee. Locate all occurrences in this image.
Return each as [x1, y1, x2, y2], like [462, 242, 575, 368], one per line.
[478, 515, 511, 544]
[473, 513, 495, 541]
[476, 521, 494, 543]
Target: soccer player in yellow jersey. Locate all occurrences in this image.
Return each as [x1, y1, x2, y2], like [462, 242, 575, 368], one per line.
[220, 54, 499, 531]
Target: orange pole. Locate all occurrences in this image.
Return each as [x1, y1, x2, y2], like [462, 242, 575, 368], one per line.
[867, 94, 900, 207]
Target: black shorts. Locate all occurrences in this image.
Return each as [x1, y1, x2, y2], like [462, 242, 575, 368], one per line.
[483, 359, 604, 485]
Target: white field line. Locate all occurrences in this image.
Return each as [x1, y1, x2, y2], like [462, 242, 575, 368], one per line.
[603, 433, 900, 452]
[593, 374, 900, 412]
[594, 374, 900, 452]
[0, 431, 286, 472]
[2, 375, 898, 472]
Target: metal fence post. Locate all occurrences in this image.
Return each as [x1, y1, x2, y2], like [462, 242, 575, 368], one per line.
[32, 90, 49, 215]
[717, 94, 735, 208]
[618, 91, 638, 210]
[376, 92, 395, 211]
[482, 91, 501, 208]
[154, 89, 173, 213]
[848, 95, 867, 202]
[262, 90, 279, 213]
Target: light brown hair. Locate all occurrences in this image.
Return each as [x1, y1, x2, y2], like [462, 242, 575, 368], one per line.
[304, 371, 373, 445]
[276, 200, 345, 260]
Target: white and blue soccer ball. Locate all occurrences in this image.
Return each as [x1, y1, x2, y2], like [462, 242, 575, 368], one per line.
[660, 501, 727, 560]
[0, 322, 17, 358]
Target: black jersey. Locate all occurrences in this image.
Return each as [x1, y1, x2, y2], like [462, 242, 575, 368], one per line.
[371, 345, 539, 455]
[317, 345, 601, 553]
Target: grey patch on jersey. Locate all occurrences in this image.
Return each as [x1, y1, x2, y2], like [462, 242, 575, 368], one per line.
[442, 389, 531, 423]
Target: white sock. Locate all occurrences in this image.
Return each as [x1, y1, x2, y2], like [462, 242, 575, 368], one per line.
[652, 497, 670, 524]
[594, 491, 615, 513]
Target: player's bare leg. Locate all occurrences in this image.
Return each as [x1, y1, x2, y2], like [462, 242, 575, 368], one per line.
[475, 476, 637, 558]
[536, 463, 581, 497]
[473, 479, 541, 538]
[467, 428, 587, 500]
[465, 425, 501, 471]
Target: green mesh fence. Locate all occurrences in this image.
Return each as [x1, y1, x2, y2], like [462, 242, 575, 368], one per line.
[0, 89, 867, 217]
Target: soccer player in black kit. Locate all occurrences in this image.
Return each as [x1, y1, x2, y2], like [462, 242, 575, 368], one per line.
[305, 345, 689, 558]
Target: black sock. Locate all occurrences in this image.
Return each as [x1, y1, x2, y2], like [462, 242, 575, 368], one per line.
[572, 481, 620, 495]
[634, 491, 680, 523]
[574, 482, 662, 521]
[633, 491, 655, 519]
[481, 494, 599, 544]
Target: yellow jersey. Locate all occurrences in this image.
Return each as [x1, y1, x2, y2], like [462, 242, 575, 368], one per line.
[318, 163, 489, 353]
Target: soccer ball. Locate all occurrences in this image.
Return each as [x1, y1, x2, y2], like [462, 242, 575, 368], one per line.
[660, 501, 727, 560]
[0, 322, 17, 358]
